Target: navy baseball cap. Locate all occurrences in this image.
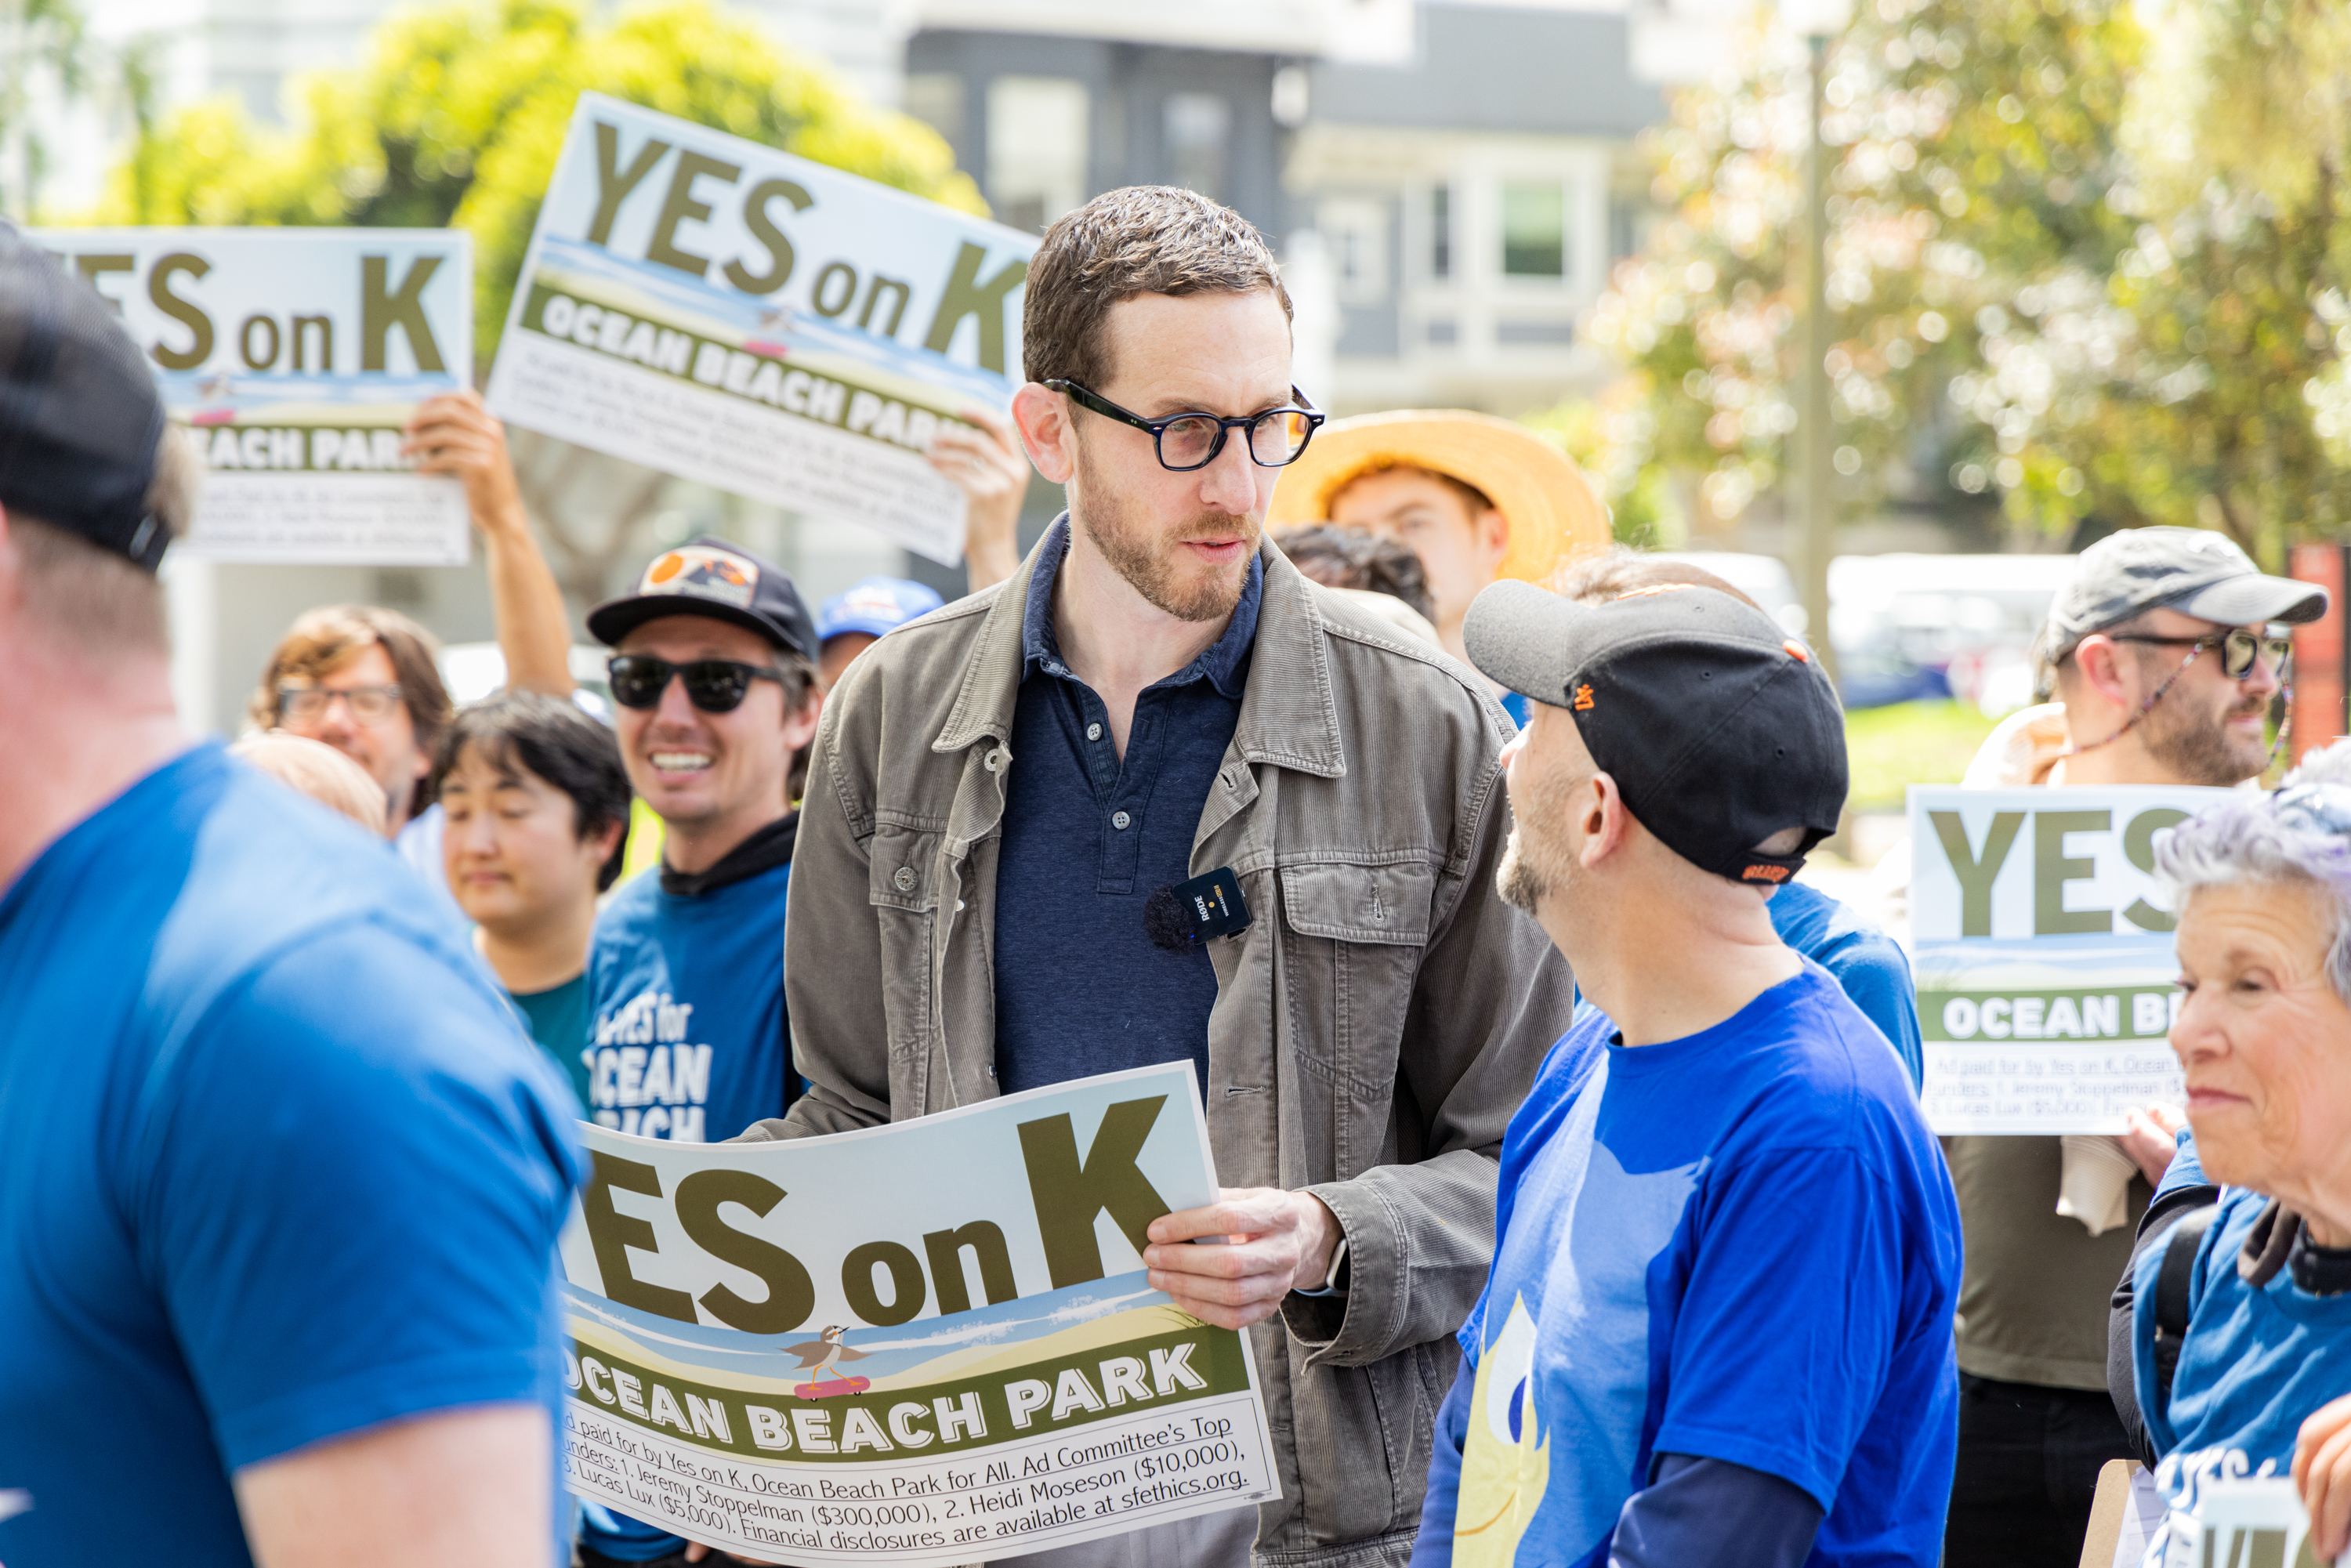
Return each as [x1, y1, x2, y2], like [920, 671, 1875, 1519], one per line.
[817, 576, 945, 643]
[1465, 578, 1849, 884]
[588, 535, 819, 661]
[0, 226, 172, 570]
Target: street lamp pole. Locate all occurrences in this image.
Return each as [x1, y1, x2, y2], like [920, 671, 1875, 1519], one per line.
[1799, 27, 1836, 683]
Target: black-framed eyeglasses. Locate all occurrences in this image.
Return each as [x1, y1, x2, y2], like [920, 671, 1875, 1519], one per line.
[2109, 628, 2293, 682]
[607, 655, 786, 714]
[277, 683, 404, 725]
[1045, 379, 1325, 473]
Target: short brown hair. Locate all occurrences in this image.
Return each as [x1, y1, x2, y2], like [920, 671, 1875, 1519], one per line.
[1273, 524, 1436, 625]
[248, 605, 451, 817]
[9, 425, 201, 657]
[1023, 186, 1292, 388]
[1552, 548, 1762, 611]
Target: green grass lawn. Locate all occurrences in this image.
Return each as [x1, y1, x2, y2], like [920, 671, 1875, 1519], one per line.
[1844, 700, 2003, 813]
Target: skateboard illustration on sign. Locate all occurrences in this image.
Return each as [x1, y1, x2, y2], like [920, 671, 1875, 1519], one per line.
[784, 1324, 871, 1398]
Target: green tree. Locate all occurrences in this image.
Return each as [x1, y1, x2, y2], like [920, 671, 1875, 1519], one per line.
[1585, 0, 2143, 541]
[1990, 0, 2351, 560]
[2, 0, 159, 220]
[100, 0, 984, 366]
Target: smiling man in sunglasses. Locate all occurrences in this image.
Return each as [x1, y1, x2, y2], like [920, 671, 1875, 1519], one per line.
[763, 186, 1574, 1568]
[574, 536, 824, 1567]
[1916, 525, 2328, 1566]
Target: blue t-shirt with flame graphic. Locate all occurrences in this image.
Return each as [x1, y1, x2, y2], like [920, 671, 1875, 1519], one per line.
[1415, 963, 1962, 1566]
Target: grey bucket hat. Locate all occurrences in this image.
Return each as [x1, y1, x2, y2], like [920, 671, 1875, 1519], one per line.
[2045, 527, 2328, 657]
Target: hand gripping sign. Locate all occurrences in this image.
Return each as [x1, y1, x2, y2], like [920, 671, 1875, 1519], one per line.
[486, 93, 1037, 567]
[31, 228, 473, 567]
[1908, 784, 2233, 1135]
[558, 1063, 1280, 1565]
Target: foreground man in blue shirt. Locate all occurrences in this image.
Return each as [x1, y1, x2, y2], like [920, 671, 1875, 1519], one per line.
[1413, 580, 1963, 1567]
[0, 234, 583, 1566]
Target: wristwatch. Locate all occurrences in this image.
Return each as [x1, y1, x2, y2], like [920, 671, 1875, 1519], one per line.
[1294, 1237, 1350, 1298]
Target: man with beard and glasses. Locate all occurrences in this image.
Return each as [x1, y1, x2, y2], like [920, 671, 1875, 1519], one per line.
[759, 186, 1574, 1568]
[1411, 578, 1961, 1568]
[1881, 527, 2329, 1568]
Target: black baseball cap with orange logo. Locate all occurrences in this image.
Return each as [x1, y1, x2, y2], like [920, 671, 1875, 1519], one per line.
[588, 534, 819, 661]
[1463, 578, 1849, 884]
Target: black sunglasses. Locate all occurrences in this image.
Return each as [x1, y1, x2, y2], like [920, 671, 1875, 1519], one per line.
[2108, 628, 2293, 682]
[1045, 379, 1326, 473]
[607, 655, 787, 713]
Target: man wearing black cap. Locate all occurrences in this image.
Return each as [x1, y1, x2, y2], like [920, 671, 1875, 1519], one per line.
[576, 536, 822, 1567]
[1909, 526, 2327, 1567]
[0, 237, 582, 1563]
[1411, 581, 1962, 1567]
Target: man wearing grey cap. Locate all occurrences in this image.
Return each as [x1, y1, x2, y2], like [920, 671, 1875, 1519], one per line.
[1923, 525, 2327, 1566]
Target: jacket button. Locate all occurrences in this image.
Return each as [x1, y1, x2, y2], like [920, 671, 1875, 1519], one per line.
[893, 866, 916, 892]
[984, 748, 1006, 772]
[1111, 811, 1132, 831]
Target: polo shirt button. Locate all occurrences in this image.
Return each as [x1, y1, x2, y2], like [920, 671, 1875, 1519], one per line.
[1111, 811, 1132, 831]
[1087, 722, 1103, 741]
[893, 867, 916, 892]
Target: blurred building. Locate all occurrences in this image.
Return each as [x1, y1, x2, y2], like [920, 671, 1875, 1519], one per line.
[1288, 5, 1664, 414]
[898, 0, 1665, 417]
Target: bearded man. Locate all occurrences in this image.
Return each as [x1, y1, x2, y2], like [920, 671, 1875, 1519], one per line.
[764, 186, 1574, 1568]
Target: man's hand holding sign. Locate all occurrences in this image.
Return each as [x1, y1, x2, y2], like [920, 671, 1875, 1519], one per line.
[1144, 1191, 1342, 1330]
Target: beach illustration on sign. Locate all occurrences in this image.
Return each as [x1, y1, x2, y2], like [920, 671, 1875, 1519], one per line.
[1911, 932, 2179, 993]
[526, 234, 1013, 416]
[154, 368, 457, 429]
[566, 1270, 1208, 1401]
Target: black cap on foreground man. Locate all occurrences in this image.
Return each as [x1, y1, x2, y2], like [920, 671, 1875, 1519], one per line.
[0, 234, 581, 1566]
[1404, 580, 1961, 1567]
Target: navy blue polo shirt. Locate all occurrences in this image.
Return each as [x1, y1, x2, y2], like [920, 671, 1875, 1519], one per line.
[992, 517, 1259, 1102]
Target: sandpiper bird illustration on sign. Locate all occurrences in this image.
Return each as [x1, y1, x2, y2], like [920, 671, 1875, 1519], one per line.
[784, 1325, 871, 1399]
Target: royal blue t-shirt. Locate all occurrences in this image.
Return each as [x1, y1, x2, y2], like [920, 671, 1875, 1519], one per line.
[2132, 1190, 2351, 1529]
[583, 857, 794, 1143]
[581, 847, 795, 1559]
[1414, 963, 1963, 1567]
[1769, 879, 1924, 1091]
[0, 745, 584, 1568]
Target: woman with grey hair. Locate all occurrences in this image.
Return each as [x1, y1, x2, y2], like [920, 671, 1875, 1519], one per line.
[2114, 736, 2351, 1557]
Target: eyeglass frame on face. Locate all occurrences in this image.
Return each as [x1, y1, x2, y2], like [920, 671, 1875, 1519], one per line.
[2062, 622, 2295, 758]
[1044, 378, 1326, 473]
[2107, 627, 2295, 683]
[276, 683, 405, 726]
[606, 654, 788, 715]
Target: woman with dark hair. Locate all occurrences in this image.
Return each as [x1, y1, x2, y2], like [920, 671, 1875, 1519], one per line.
[433, 691, 631, 1104]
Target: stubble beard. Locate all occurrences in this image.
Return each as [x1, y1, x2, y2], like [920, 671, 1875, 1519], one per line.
[1077, 491, 1259, 625]
[2140, 683, 2273, 787]
[1497, 770, 1586, 918]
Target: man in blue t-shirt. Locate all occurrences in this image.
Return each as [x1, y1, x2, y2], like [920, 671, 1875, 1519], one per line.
[577, 537, 824, 1565]
[1411, 578, 1964, 1566]
[0, 230, 583, 1568]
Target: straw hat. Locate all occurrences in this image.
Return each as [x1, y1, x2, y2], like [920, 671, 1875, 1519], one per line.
[1267, 409, 1610, 585]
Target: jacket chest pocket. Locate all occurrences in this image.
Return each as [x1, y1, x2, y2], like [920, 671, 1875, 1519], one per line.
[867, 822, 943, 1066]
[1275, 860, 1436, 1177]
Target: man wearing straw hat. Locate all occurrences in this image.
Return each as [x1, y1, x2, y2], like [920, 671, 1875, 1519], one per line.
[1268, 409, 1608, 720]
